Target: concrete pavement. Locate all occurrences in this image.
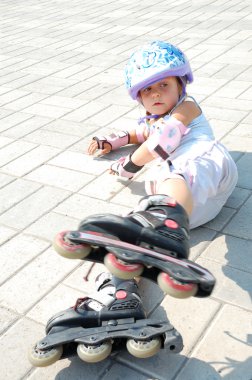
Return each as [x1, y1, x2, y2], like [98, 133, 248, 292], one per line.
[0, 0, 252, 379]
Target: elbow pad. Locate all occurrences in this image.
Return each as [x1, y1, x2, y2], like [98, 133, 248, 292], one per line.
[146, 116, 188, 159]
[93, 131, 129, 151]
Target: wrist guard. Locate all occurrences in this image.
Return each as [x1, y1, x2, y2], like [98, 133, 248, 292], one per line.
[93, 131, 129, 151]
[110, 154, 144, 179]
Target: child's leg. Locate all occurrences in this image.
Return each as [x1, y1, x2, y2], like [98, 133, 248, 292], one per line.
[156, 177, 193, 217]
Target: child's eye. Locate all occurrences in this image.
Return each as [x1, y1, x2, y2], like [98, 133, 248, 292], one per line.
[160, 83, 168, 88]
[143, 87, 151, 93]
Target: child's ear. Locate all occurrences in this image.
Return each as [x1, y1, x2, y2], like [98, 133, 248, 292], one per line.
[177, 78, 183, 96]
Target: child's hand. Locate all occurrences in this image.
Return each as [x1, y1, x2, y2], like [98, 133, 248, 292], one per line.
[109, 157, 126, 175]
[87, 140, 111, 156]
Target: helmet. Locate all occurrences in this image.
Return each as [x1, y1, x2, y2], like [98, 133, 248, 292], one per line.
[125, 41, 193, 100]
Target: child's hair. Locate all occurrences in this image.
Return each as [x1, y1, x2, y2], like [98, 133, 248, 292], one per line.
[124, 41, 193, 101]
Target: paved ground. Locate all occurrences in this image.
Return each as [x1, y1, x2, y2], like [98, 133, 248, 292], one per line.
[0, 0, 252, 379]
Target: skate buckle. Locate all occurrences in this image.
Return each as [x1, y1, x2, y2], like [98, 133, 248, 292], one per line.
[115, 290, 127, 300]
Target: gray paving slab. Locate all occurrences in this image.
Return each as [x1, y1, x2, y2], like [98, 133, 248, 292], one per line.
[0, 0, 252, 379]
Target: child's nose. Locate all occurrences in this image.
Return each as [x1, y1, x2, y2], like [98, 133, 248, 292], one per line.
[152, 89, 160, 98]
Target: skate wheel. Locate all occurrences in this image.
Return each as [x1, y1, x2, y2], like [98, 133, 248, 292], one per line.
[28, 343, 63, 367]
[104, 253, 144, 280]
[157, 272, 198, 298]
[53, 231, 91, 259]
[77, 341, 112, 363]
[126, 337, 161, 359]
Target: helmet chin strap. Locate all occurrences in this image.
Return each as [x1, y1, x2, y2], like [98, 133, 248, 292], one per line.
[138, 113, 160, 125]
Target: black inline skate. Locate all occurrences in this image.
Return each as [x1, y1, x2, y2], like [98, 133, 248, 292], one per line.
[53, 195, 215, 299]
[28, 273, 183, 367]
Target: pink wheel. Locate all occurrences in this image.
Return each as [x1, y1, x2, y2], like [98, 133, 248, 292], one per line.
[53, 231, 91, 260]
[157, 272, 198, 298]
[104, 253, 144, 280]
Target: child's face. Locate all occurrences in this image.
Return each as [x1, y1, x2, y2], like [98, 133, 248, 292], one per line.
[139, 77, 181, 115]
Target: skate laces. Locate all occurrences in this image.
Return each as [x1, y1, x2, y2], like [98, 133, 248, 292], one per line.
[95, 272, 113, 291]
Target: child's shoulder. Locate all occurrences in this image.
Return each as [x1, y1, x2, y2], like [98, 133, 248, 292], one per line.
[171, 98, 201, 126]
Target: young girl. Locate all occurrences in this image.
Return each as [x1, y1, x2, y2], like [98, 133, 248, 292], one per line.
[88, 40, 238, 229]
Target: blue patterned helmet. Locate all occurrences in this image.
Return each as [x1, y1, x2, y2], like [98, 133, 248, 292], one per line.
[125, 41, 193, 100]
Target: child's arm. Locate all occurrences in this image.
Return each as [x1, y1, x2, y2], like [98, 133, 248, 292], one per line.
[87, 124, 148, 156]
[110, 102, 200, 178]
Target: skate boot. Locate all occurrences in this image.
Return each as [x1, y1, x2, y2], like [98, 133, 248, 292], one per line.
[28, 272, 183, 367]
[53, 195, 215, 299]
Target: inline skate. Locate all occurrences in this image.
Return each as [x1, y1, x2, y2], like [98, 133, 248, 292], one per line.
[28, 273, 183, 367]
[53, 195, 215, 299]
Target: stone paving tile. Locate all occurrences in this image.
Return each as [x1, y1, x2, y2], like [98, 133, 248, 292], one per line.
[79, 171, 127, 201]
[202, 96, 252, 112]
[0, 88, 31, 107]
[27, 356, 111, 380]
[0, 135, 13, 148]
[25, 165, 94, 192]
[203, 206, 236, 231]
[0, 112, 33, 132]
[175, 305, 252, 380]
[223, 194, 252, 239]
[4, 93, 48, 112]
[100, 363, 155, 380]
[48, 151, 110, 175]
[189, 227, 217, 261]
[0, 108, 15, 119]
[235, 153, 252, 190]
[230, 123, 252, 138]
[203, 119, 236, 141]
[0, 306, 18, 334]
[2, 145, 60, 176]
[0, 318, 46, 380]
[87, 104, 133, 127]
[200, 234, 252, 274]
[117, 349, 187, 380]
[0, 233, 50, 285]
[203, 107, 248, 124]
[0, 172, 15, 189]
[153, 296, 221, 356]
[0, 74, 45, 90]
[0, 225, 17, 245]
[20, 77, 79, 95]
[63, 262, 108, 294]
[23, 128, 81, 148]
[0, 186, 70, 229]
[25, 212, 79, 241]
[243, 111, 252, 124]
[40, 95, 84, 110]
[225, 186, 251, 209]
[27, 283, 84, 325]
[221, 135, 252, 154]
[0, 246, 80, 314]
[0, 139, 37, 166]
[197, 258, 252, 311]
[54, 193, 131, 220]
[43, 119, 99, 138]
[1, 115, 52, 139]
[0, 178, 41, 214]
[23, 103, 71, 119]
[62, 101, 111, 123]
